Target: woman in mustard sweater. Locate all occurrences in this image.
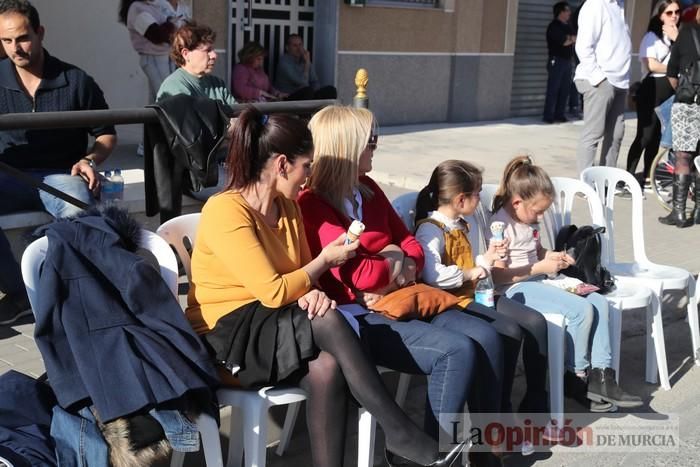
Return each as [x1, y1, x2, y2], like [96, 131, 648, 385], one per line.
[186, 107, 464, 467]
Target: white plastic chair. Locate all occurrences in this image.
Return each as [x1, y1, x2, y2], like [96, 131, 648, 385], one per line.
[581, 167, 699, 381]
[465, 184, 567, 428]
[547, 177, 666, 389]
[157, 214, 307, 467]
[20, 231, 225, 467]
[157, 214, 406, 467]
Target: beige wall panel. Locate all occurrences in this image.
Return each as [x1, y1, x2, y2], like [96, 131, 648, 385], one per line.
[480, 0, 508, 53]
[630, 0, 653, 48]
[32, 0, 150, 112]
[338, 4, 456, 52]
[453, 0, 485, 52]
[193, 0, 228, 51]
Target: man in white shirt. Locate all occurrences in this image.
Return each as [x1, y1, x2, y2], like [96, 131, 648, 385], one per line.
[573, 0, 631, 173]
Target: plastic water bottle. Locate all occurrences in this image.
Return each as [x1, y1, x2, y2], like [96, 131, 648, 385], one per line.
[101, 170, 115, 203]
[474, 275, 495, 308]
[111, 169, 124, 201]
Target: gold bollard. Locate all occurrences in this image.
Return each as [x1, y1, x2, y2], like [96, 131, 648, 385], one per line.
[353, 68, 369, 109]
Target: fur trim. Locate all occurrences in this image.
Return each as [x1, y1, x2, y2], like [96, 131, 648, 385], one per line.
[30, 205, 143, 252]
[95, 412, 172, 467]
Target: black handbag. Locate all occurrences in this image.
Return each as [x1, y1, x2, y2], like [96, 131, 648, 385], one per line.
[675, 29, 700, 105]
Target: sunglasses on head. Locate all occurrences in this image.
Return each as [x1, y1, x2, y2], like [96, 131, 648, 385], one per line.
[367, 134, 378, 150]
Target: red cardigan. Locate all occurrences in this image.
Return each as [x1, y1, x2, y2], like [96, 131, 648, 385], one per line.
[297, 176, 425, 304]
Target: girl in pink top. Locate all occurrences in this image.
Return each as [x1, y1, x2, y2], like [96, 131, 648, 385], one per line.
[487, 156, 642, 412]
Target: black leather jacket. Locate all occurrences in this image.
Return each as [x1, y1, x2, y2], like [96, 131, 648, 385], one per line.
[144, 94, 231, 222]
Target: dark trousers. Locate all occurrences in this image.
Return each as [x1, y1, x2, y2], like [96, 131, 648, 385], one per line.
[0, 227, 24, 298]
[543, 57, 572, 121]
[626, 75, 675, 178]
[466, 298, 550, 413]
[358, 308, 503, 439]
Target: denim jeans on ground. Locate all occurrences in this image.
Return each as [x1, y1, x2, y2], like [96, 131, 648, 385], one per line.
[149, 409, 199, 452]
[505, 282, 612, 371]
[51, 406, 109, 467]
[0, 170, 93, 219]
[358, 309, 503, 439]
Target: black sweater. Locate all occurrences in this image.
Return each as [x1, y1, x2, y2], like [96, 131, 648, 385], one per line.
[667, 23, 700, 79]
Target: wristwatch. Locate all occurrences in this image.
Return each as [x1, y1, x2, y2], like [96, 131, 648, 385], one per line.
[81, 157, 96, 169]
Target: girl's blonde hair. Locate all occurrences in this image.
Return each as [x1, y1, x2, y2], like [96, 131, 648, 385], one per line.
[307, 106, 375, 215]
[492, 155, 554, 212]
[415, 160, 483, 223]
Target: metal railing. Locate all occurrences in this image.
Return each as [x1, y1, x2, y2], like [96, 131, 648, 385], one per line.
[0, 99, 338, 130]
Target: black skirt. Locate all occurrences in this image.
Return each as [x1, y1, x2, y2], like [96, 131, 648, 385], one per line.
[203, 301, 317, 388]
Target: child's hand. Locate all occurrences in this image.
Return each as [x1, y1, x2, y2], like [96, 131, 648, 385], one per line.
[465, 266, 488, 282]
[485, 238, 510, 264]
[538, 251, 575, 274]
[356, 290, 384, 309]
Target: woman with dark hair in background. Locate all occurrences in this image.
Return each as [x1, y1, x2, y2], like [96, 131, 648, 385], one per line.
[186, 107, 465, 467]
[626, 0, 681, 189]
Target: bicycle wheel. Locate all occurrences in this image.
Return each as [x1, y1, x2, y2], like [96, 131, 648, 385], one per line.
[650, 148, 694, 212]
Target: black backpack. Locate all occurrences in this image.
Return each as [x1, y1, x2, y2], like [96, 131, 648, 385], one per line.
[555, 224, 615, 294]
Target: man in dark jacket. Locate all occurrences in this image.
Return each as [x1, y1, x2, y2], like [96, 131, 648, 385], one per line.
[0, 0, 117, 325]
[543, 1, 576, 123]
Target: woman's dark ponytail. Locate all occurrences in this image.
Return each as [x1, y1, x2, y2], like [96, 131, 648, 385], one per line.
[223, 107, 313, 191]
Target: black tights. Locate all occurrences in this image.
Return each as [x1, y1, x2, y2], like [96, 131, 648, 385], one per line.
[293, 310, 437, 467]
[674, 151, 695, 176]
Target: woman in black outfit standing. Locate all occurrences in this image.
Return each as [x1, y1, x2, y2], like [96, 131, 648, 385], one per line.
[659, 5, 700, 227]
[626, 0, 681, 188]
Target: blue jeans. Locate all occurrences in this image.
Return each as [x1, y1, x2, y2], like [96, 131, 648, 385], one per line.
[51, 406, 109, 467]
[657, 95, 674, 149]
[358, 309, 503, 439]
[0, 169, 94, 219]
[543, 57, 572, 120]
[505, 282, 611, 371]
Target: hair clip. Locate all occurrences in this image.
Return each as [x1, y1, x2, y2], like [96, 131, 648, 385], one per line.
[261, 114, 269, 126]
[525, 155, 533, 164]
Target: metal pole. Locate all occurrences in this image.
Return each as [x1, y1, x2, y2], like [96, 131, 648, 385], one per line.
[0, 99, 338, 130]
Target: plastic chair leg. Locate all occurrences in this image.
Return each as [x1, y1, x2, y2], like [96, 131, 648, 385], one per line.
[240, 400, 271, 467]
[395, 373, 411, 407]
[357, 407, 377, 467]
[647, 290, 671, 390]
[197, 413, 224, 467]
[608, 304, 622, 383]
[275, 401, 302, 456]
[170, 450, 185, 467]
[685, 281, 700, 365]
[544, 317, 565, 428]
[226, 406, 244, 467]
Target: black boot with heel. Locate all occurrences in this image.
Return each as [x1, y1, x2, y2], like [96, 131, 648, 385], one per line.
[658, 174, 693, 228]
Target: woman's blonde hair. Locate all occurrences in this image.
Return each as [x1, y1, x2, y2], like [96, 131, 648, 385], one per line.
[492, 155, 554, 212]
[307, 106, 375, 215]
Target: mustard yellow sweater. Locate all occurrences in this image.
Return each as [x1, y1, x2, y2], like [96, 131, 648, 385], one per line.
[186, 192, 312, 334]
